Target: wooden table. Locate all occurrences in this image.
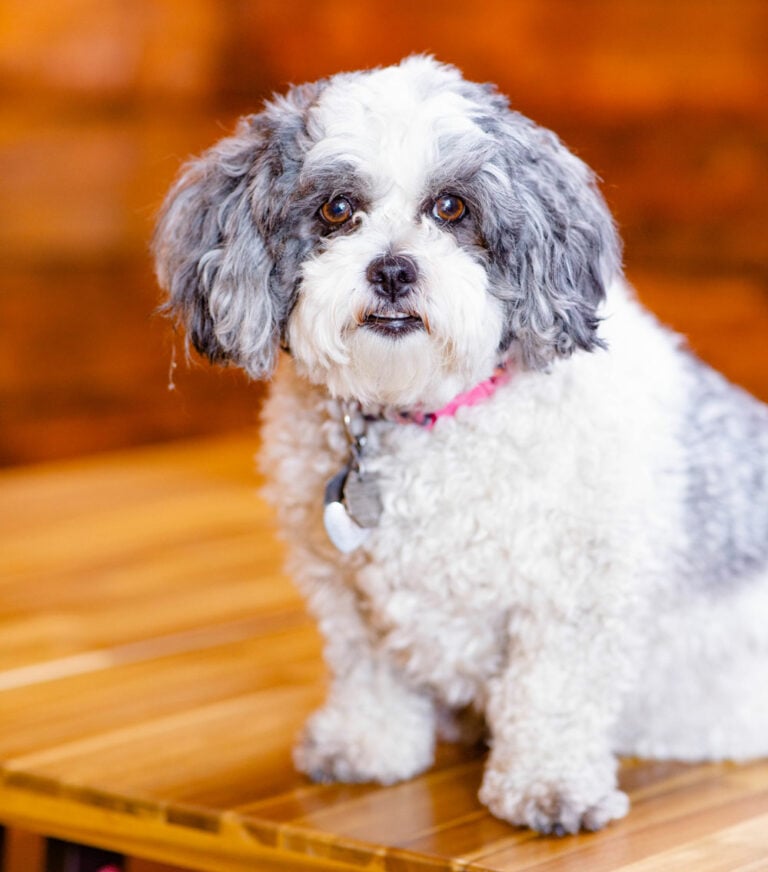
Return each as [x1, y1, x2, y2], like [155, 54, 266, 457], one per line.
[1, 433, 767, 871]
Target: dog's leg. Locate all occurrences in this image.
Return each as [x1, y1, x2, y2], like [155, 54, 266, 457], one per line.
[478, 601, 636, 834]
[292, 556, 436, 785]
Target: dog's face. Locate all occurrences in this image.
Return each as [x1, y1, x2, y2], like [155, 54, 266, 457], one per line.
[154, 57, 620, 409]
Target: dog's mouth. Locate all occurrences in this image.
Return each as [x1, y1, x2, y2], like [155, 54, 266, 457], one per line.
[360, 311, 427, 338]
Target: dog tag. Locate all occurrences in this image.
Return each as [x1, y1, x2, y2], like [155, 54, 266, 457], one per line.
[343, 469, 382, 528]
[323, 467, 371, 553]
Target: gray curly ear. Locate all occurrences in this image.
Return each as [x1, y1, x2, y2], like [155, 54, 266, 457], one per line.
[480, 109, 622, 368]
[152, 83, 322, 379]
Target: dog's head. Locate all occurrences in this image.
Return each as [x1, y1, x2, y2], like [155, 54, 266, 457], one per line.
[154, 56, 620, 409]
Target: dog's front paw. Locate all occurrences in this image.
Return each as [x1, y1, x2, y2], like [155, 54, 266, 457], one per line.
[479, 765, 629, 835]
[294, 701, 434, 786]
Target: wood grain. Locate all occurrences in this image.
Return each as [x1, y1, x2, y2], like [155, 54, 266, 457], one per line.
[1, 434, 768, 870]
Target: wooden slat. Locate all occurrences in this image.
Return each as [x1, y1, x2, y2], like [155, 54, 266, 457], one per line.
[462, 763, 768, 870]
[0, 433, 287, 670]
[2, 434, 768, 871]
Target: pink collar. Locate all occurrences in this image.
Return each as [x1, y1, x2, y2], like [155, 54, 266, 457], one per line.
[390, 362, 512, 429]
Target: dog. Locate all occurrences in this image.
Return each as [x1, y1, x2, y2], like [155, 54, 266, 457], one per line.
[153, 56, 768, 835]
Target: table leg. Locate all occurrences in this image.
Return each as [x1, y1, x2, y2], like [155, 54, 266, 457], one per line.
[44, 838, 124, 872]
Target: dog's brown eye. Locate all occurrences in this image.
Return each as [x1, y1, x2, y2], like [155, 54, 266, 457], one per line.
[432, 194, 466, 223]
[320, 196, 354, 225]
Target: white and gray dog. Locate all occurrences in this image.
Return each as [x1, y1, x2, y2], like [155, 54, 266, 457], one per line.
[154, 57, 768, 834]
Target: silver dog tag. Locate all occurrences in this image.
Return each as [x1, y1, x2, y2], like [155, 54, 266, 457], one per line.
[323, 466, 371, 553]
[343, 469, 382, 528]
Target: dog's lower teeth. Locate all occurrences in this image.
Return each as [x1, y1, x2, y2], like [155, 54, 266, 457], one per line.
[364, 314, 422, 328]
[368, 314, 413, 321]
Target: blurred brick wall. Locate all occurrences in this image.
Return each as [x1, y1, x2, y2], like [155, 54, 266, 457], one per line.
[1, 0, 767, 465]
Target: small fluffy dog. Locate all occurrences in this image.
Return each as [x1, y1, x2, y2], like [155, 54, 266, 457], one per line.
[154, 57, 768, 834]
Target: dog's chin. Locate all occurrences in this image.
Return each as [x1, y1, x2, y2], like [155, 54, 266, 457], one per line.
[336, 324, 450, 409]
[291, 320, 474, 410]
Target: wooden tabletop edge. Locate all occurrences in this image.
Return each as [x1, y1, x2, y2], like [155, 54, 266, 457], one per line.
[0, 765, 495, 872]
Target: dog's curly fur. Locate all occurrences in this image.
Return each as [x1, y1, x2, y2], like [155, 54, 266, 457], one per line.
[153, 56, 768, 834]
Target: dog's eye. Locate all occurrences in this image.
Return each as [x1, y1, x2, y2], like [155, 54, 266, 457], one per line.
[319, 196, 354, 226]
[432, 194, 466, 223]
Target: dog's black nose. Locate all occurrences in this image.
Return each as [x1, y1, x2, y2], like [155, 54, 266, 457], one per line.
[366, 254, 418, 302]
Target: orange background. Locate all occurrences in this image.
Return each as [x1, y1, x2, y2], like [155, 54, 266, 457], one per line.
[1, 0, 767, 465]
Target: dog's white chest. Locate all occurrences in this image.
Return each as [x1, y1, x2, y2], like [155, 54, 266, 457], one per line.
[340, 420, 530, 702]
[260, 360, 658, 706]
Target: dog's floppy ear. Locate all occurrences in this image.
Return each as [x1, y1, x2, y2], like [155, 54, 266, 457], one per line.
[152, 84, 320, 379]
[484, 112, 621, 368]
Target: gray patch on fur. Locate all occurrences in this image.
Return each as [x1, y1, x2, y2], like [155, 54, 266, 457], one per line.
[680, 354, 768, 589]
[451, 79, 622, 368]
[153, 81, 328, 379]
